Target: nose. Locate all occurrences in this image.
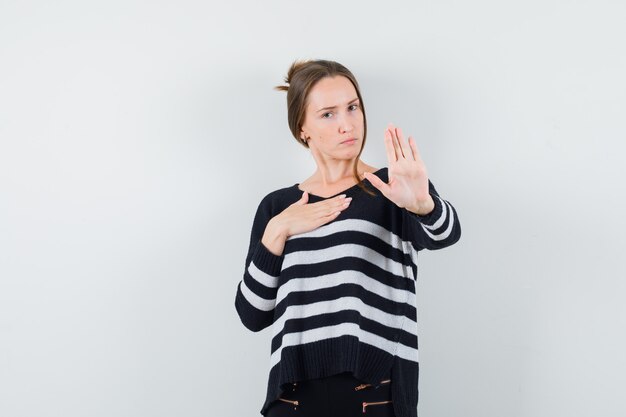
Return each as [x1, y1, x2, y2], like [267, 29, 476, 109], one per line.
[338, 114, 354, 133]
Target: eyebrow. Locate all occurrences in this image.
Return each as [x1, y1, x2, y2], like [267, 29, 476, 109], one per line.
[316, 97, 359, 113]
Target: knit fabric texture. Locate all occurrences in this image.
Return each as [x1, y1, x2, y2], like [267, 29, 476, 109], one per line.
[234, 167, 461, 417]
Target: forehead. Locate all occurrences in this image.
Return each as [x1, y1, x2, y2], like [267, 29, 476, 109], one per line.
[306, 76, 357, 107]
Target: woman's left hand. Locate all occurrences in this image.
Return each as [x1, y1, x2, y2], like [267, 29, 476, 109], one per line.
[364, 123, 435, 216]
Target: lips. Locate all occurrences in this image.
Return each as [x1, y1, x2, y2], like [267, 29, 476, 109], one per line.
[341, 138, 357, 144]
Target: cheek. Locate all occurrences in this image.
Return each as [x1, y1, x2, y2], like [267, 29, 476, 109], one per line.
[318, 125, 335, 140]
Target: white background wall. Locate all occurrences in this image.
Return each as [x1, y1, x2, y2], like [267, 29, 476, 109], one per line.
[1, 1, 624, 416]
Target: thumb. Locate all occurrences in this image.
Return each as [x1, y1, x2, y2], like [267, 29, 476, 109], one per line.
[364, 172, 390, 197]
[294, 190, 309, 205]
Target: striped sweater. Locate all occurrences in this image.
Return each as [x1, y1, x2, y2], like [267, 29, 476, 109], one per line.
[234, 167, 461, 417]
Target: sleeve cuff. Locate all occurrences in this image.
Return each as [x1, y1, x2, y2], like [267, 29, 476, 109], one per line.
[251, 240, 284, 276]
[408, 194, 443, 225]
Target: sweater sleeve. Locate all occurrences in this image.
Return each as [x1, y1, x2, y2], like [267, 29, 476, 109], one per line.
[234, 195, 285, 332]
[401, 179, 462, 250]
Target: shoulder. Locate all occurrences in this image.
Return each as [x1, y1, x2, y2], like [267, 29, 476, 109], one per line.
[255, 184, 300, 215]
[374, 166, 388, 180]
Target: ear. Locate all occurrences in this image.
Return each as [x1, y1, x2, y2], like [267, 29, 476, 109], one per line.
[300, 130, 310, 144]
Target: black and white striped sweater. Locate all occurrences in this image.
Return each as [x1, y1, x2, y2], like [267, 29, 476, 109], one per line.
[234, 167, 461, 417]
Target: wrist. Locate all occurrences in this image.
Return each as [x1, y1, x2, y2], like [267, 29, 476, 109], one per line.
[406, 195, 435, 216]
[262, 220, 287, 256]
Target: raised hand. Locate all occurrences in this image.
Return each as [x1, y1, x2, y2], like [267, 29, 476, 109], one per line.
[363, 123, 435, 215]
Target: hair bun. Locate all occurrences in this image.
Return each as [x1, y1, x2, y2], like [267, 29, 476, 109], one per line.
[274, 59, 311, 92]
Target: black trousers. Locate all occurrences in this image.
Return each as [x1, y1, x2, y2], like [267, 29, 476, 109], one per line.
[265, 371, 395, 417]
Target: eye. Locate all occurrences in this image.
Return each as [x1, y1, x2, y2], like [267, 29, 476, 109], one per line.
[322, 104, 359, 119]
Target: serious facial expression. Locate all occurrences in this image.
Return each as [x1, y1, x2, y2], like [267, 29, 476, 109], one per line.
[300, 75, 364, 159]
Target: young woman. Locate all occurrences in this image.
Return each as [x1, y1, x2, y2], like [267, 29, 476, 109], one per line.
[235, 59, 461, 417]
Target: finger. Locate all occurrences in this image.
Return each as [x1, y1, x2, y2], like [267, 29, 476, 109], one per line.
[388, 124, 405, 159]
[332, 196, 352, 211]
[395, 126, 411, 160]
[317, 195, 350, 210]
[310, 194, 345, 209]
[324, 198, 351, 218]
[295, 191, 309, 204]
[364, 171, 390, 197]
[324, 210, 343, 222]
[384, 128, 397, 162]
[408, 136, 423, 163]
[387, 123, 402, 160]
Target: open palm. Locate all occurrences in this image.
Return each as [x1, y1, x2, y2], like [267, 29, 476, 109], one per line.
[364, 123, 435, 215]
